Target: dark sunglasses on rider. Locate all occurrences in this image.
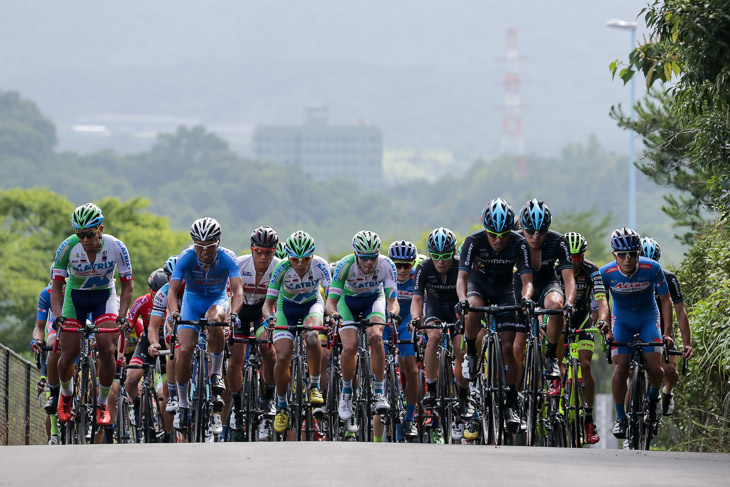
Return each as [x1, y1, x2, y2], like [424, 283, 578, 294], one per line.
[524, 228, 548, 236]
[570, 254, 584, 261]
[356, 253, 379, 261]
[289, 256, 312, 264]
[615, 251, 639, 260]
[394, 262, 413, 270]
[252, 246, 275, 254]
[430, 251, 454, 261]
[75, 229, 98, 240]
[194, 242, 219, 250]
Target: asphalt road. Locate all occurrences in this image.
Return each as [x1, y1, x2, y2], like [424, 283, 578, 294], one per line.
[2, 443, 728, 486]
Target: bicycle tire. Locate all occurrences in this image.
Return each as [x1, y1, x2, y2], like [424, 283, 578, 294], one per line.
[292, 354, 306, 441]
[565, 359, 584, 448]
[115, 393, 133, 444]
[438, 348, 454, 444]
[243, 365, 260, 442]
[326, 360, 342, 441]
[487, 335, 505, 445]
[523, 339, 541, 446]
[191, 350, 208, 442]
[626, 364, 644, 450]
[415, 368, 426, 444]
[356, 351, 372, 442]
[386, 363, 400, 442]
[77, 358, 98, 444]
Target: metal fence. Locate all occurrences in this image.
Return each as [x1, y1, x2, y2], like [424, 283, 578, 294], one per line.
[0, 343, 47, 445]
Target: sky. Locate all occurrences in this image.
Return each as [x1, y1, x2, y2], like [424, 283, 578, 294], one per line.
[2, 0, 650, 158]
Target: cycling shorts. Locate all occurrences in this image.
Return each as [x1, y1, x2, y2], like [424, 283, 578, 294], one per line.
[424, 299, 460, 338]
[272, 295, 324, 343]
[383, 313, 415, 358]
[61, 288, 119, 328]
[569, 311, 595, 353]
[516, 279, 564, 328]
[235, 302, 266, 339]
[179, 292, 230, 333]
[337, 293, 385, 331]
[611, 313, 662, 357]
[129, 332, 168, 375]
[466, 277, 522, 333]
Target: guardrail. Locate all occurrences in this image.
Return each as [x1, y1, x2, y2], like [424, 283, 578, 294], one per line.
[0, 343, 47, 445]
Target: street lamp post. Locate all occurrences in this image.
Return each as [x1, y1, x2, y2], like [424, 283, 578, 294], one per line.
[607, 18, 638, 230]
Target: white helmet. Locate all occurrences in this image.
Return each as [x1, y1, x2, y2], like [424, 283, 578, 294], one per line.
[190, 217, 221, 242]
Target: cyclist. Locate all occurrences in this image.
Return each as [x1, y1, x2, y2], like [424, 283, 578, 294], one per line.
[600, 227, 674, 439]
[325, 230, 399, 434]
[563, 232, 610, 444]
[263, 230, 331, 434]
[124, 268, 169, 437]
[377, 240, 419, 441]
[275, 241, 287, 260]
[456, 198, 533, 435]
[230, 226, 280, 436]
[164, 217, 243, 431]
[51, 203, 133, 427]
[514, 199, 576, 393]
[411, 228, 463, 444]
[640, 237, 694, 416]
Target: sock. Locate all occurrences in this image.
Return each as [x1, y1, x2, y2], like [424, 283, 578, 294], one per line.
[585, 407, 594, 424]
[506, 384, 517, 408]
[431, 415, 440, 429]
[265, 384, 275, 400]
[662, 385, 672, 395]
[342, 379, 353, 395]
[48, 383, 59, 396]
[405, 404, 416, 422]
[426, 379, 437, 395]
[50, 415, 60, 435]
[177, 383, 190, 408]
[615, 403, 626, 420]
[133, 396, 142, 422]
[103, 425, 114, 444]
[546, 342, 558, 359]
[210, 352, 224, 376]
[458, 385, 469, 399]
[97, 385, 111, 406]
[465, 337, 477, 356]
[374, 379, 385, 395]
[373, 435, 383, 442]
[232, 390, 242, 411]
[310, 375, 321, 389]
[167, 382, 177, 399]
[60, 380, 72, 397]
[277, 393, 288, 409]
[648, 385, 660, 401]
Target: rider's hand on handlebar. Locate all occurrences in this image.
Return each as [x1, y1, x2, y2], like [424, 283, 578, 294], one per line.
[683, 345, 694, 360]
[562, 303, 576, 317]
[389, 312, 402, 326]
[30, 339, 45, 354]
[148, 342, 161, 357]
[521, 297, 536, 311]
[265, 315, 276, 329]
[228, 312, 239, 326]
[408, 318, 420, 333]
[170, 311, 181, 325]
[454, 300, 469, 316]
[52, 316, 66, 331]
[116, 316, 130, 330]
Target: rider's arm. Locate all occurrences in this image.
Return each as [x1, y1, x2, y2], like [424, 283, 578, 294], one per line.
[385, 291, 400, 317]
[456, 270, 469, 302]
[118, 279, 134, 319]
[519, 273, 534, 301]
[50, 279, 65, 321]
[229, 276, 243, 316]
[410, 294, 424, 323]
[262, 297, 276, 321]
[560, 267, 576, 307]
[168, 279, 182, 316]
[147, 313, 164, 349]
[659, 292, 674, 338]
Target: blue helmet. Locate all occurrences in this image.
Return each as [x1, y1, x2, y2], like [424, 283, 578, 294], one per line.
[427, 227, 457, 253]
[482, 198, 514, 234]
[610, 227, 642, 251]
[388, 240, 418, 261]
[520, 199, 552, 232]
[163, 255, 178, 276]
[640, 237, 661, 261]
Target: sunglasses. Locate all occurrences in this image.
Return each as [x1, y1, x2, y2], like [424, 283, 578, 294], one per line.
[570, 254, 585, 261]
[76, 229, 98, 240]
[289, 256, 312, 264]
[486, 230, 509, 239]
[252, 246, 275, 254]
[615, 251, 639, 260]
[524, 228, 548, 236]
[430, 251, 454, 261]
[194, 242, 219, 250]
[394, 262, 413, 270]
[356, 254, 379, 261]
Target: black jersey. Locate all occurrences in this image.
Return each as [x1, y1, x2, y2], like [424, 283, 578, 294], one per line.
[414, 256, 460, 304]
[519, 229, 572, 288]
[460, 230, 531, 286]
[570, 259, 606, 314]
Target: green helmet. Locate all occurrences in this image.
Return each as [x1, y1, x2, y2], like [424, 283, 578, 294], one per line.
[352, 230, 381, 255]
[71, 203, 104, 230]
[275, 241, 287, 259]
[285, 230, 315, 258]
[415, 253, 428, 266]
[564, 232, 588, 255]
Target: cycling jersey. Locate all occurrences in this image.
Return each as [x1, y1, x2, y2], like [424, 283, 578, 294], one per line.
[170, 245, 240, 297]
[564, 259, 606, 348]
[459, 230, 531, 285]
[656, 269, 684, 335]
[414, 257, 460, 303]
[52, 234, 133, 289]
[128, 293, 153, 330]
[383, 269, 416, 358]
[150, 281, 185, 318]
[329, 254, 397, 300]
[237, 254, 281, 305]
[267, 256, 331, 304]
[37, 285, 57, 341]
[520, 230, 572, 288]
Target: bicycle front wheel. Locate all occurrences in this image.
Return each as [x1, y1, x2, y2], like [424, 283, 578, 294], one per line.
[487, 335, 505, 445]
[523, 339, 542, 446]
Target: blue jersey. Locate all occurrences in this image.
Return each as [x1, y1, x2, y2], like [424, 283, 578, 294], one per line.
[171, 245, 241, 297]
[600, 257, 669, 321]
[396, 271, 416, 324]
[37, 285, 52, 321]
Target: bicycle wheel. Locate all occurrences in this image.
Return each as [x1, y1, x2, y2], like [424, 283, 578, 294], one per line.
[627, 365, 646, 450]
[77, 358, 98, 444]
[243, 365, 260, 442]
[437, 349, 454, 444]
[523, 339, 542, 446]
[115, 392, 133, 444]
[565, 359, 584, 448]
[325, 360, 342, 441]
[142, 384, 158, 443]
[386, 363, 400, 442]
[191, 352, 208, 442]
[292, 354, 306, 441]
[487, 335, 505, 445]
[416, 368, 426, 444]
[356, 351, 372, 442]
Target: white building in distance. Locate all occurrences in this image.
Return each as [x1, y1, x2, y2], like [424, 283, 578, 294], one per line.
[253, 105, 383, 186]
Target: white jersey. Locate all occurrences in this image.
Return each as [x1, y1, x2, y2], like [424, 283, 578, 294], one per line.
[237, 254, 281, 305]
[329, 254, 398, 299]
[267, 256, 331, 304]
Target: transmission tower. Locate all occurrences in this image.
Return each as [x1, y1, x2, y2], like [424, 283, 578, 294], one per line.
[499, 28, 526, 173]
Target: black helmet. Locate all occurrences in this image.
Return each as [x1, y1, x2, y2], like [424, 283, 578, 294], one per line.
[250, 225, 278, 248]
[148, 268, 169, 292]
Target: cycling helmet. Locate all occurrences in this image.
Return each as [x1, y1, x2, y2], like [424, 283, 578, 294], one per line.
[352, 230, 381, 255]
[163, 255, 178, 276]
[640, 237, 662, 261]
[564, 232, 588, 255]
[71, 203, 104, 230]
[427, 227, 457, 253]
[275, 241, 287, 259]
[190, 217, 221, 242]
[148, 268, 169, 293]
[285, 230, 315, 258]
[520, 199, 552, 232]
[250, 225, 278, 248]
[610, 227, 642, 251]
[482, 198, 514, 234]
[388, 240, 418, 262]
